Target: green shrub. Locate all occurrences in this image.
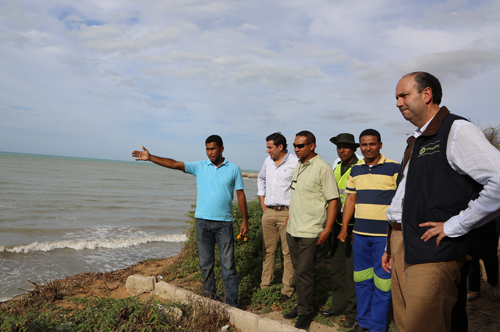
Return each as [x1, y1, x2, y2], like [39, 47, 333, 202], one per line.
[163, 198, 334, 312]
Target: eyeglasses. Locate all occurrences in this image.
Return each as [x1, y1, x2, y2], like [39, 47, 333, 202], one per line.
[293, 143, 312, 149]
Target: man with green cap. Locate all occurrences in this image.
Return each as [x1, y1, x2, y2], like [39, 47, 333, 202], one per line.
[320, 133, 359, 328]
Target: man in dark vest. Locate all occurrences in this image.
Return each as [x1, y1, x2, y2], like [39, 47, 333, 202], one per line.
[382, 72, 500, 332]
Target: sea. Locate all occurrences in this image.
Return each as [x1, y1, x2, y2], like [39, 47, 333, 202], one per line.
[0, 152, 258, 302]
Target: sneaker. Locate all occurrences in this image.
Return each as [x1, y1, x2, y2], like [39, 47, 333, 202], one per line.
[283, 308, 298, 319]
[295, 314, 312, 330]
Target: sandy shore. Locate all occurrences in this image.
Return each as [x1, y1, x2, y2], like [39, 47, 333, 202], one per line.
[5, 252, 500, 332]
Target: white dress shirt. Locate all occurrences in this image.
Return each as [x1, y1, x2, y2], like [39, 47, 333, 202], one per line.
[386, 119, 500, 237]
[257, 152, 298, 206]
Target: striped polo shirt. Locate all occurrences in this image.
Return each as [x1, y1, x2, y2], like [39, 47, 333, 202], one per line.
[345, 154, 400, 236]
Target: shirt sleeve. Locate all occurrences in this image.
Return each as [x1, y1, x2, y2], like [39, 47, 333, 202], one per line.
[443, 121, 500, 237]
[321, 163, 339, 200]
[257, 159, 267, 196]
[345, 174, 356, 194]
[184, 161, 199, 176]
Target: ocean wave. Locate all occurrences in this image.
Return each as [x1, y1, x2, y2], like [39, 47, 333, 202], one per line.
[0, 234, 187, 254]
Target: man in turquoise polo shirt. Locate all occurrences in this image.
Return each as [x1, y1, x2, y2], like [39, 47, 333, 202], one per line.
[132, 135, 249, 307]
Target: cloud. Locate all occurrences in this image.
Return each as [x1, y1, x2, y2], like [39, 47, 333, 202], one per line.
[79, 22, 200, 52]
[222, 64, 323, 87]
[238, 23, 260, 32]
[318, 109, 379, 123]
[393, 49, 500, 81]
[74, 23, 126, 40]
[2, 0, 500, 170]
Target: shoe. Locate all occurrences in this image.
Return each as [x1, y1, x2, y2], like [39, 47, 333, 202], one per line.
[295, 314, 312, 330]
[343, 317, 356, 328]
[320, 309, 343, 317]
[467, 292, 480, 301]
[283, 308, 298, 319]
[348, 324, 370, 332]
[279, 294, 291, 304]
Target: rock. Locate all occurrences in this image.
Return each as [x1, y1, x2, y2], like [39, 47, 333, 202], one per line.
[241, 173, 258, 179]
[125, 275, 156, 296]
[164, 306, 183, 321]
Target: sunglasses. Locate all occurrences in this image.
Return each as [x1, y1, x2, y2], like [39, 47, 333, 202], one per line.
[293, 143, 312, 149]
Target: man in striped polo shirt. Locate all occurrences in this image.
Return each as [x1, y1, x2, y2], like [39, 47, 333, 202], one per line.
[338, 129, 400, 332]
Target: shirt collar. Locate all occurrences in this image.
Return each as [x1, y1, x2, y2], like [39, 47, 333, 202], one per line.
[359, 153, 387, 166]
[275, 151, 292, 167]
[205, 158, 228, 168]
[414, 118, 432, 138]
[299, 153, 320, 166]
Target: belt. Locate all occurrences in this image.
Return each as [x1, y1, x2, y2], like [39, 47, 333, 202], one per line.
[391, 222, 402, 231]
[267, 205, 289, 211]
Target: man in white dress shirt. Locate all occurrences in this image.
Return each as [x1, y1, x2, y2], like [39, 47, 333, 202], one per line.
[382, 72, 500, 332]
[257, 132, 298, 303]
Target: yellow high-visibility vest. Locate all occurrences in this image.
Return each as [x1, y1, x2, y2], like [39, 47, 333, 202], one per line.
[334, 162, 356, 225]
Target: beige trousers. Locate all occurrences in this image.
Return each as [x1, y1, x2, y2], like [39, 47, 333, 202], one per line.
[260, 209, 294, 296]
[391, 229, 406, 332]
[405, 257, 463, 332]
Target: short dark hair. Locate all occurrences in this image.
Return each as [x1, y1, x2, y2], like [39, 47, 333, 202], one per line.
[359, 129, 381, 143]
[266, 132, 287, 150]
[407, 72, 442, 105]
[296, 130, 316, 144]
[205, 135, 223, 147]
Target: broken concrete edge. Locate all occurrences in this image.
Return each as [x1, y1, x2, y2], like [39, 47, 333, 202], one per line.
[125, 274, 156, 296]
[147, 278, 304, 332]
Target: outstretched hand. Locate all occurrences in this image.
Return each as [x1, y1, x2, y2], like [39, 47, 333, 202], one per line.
[132, 146, 150, 161]
[419, 221, 447, 247]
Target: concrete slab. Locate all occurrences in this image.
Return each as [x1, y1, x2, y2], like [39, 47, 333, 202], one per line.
[125, 274, 156, 296]
[153, 281, 177, 299]
[144, 278, 305, 332]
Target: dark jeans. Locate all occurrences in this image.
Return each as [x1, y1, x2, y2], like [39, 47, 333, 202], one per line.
[287, 233, 317, 315]
[196, 218, 238, 307]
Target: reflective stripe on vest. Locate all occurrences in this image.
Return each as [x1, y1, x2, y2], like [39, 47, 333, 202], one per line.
[334, 163, 353, 223]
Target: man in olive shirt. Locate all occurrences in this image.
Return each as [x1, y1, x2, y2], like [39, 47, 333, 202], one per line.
[283, 130, 339, 330]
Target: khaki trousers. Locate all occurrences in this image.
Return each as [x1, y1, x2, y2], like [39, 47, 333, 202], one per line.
[405, 259, 463, 332]
[260, 209, 294, 296]
[391, 229, 406, 332]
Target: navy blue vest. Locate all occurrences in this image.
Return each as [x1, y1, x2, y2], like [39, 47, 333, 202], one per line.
[402, 108, 482, 264]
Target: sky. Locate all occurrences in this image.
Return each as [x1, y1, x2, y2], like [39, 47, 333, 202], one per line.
[2, 0, 500, 171]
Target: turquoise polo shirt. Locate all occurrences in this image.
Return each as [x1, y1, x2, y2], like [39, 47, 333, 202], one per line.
[184, 159, 244, 222]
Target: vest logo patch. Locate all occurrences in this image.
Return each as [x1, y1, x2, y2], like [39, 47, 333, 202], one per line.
[418, 140, 441, 157]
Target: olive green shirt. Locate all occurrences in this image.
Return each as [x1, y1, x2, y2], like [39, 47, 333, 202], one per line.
[287, 154, 339, 238]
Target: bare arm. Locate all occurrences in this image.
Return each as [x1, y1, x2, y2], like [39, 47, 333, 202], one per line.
[237, 189, 249, 237]
[317, 198, 338, 245]
[338, 193, 356, 243]
[259, 196, 267, 211]
[131, 146, 185, 172]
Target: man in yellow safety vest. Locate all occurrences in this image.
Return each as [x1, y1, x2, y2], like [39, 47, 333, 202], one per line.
[320, 133, 359, 328]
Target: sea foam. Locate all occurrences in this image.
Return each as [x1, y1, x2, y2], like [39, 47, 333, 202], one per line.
[0, 234, 187, 253]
